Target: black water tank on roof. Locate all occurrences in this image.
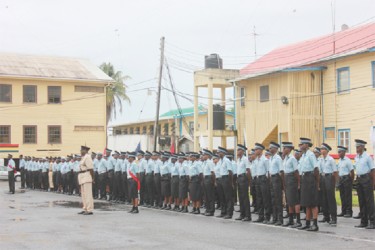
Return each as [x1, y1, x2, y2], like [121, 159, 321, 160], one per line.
[205, 54, 223, 69]
[213, 104, 225, 130]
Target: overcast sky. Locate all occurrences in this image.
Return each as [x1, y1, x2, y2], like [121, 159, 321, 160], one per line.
[1, 0, 374, 125]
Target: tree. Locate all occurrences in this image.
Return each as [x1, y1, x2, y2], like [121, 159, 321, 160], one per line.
[99, 62, 130, 125]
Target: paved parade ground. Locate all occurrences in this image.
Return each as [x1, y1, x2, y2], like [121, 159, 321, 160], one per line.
[1, 180, 374, 250]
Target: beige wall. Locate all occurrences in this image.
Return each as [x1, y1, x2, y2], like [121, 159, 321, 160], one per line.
[0, 77, 107, 158]
[323, 52, 375, 153]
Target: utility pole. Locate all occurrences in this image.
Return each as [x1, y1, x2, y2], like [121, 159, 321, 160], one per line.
[153, 36, 165, 151]
[252, 26, 259, 59]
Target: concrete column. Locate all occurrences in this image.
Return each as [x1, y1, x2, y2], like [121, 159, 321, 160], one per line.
[221, 87, 227, 148]
[208, 83, 213, 151]
[193, 86, 199, 151]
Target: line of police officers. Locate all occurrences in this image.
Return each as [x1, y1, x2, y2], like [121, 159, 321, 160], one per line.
[18, 137, 375, 230]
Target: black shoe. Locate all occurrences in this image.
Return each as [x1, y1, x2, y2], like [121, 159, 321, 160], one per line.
[128, 207, 135, 213]
[83, 212, 93, 215]
[235, 216, 244, 221]
[307, 225, 319, 232]
[291, 222, 302, 228]
[283, 214, 289, 219]
[242, 217, 252, 222]
[224, 215, 232, 219]
[205, 212, 214, 216]
[365, 223, 375, 229]
[216, 214, 225, 218]
[267, 220, 276, 225]
[355, 223, 368, 228]
[77, 211, 85, 215]
[298, 225, 310, 230]
[319, 218, 330, 223]
[263, 219, 270, 224]
[254, 217, 264, 223]
[275, 221, 283, 226]
[182, 207, 189, 213]
[329, 220, 337, 226]
[343, 214, 352, 218]
[193, 209, 200, 215]
[132, 207, 139, 214]
[283, 221, 294, 227]
[165, 205, 171, 211]
[337, 213, 344, 217]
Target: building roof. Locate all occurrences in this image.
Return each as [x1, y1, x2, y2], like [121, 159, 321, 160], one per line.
[0, 53, 113, 83]
[160, 105, 206, 118]
[239, 22, 375, 79]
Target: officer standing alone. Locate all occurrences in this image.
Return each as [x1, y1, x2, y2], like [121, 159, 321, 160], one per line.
[77, 146, 94, 215]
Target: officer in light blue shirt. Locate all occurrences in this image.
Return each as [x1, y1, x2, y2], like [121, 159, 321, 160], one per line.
[144, 151, 154, 207]
[96, 153, 107, 200]
[320, 143, 338, 225]
[127, 152, 139, 213]
[247, 149, 258, 212]
[337, 146, 354, 218]
[353, 139, 375, 228]
[217, 146, 233, 219]
[189, 152, 203, 213]
[236, 144, 251, 221]
[268, 142, 283, 225]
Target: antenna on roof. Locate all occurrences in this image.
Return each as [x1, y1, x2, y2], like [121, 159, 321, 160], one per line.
[331, 0, 337, 54]
[251, 26, 259, 60]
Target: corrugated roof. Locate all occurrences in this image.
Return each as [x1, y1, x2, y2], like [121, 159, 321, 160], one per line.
[160, 105, 206, 117]
[0, 53, 113, 83]
[240, 22, 375, 79]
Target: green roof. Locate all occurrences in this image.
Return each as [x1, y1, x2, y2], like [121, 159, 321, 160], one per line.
[160, 105, 206, 118]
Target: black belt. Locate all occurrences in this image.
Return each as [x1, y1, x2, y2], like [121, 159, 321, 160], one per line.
[108, 169, 114, 172]
[271, 173, 280, 177]
[190, 175, 198, 178]
[162, 174, 169, 177]
[179, 176, 187, 179]
[302, 171, 313, 176]
[79, 170, 88, 173]
[324, 173, 332, 176]
[204, 175, 211, 179]
[340, 174, 350, 178]
[252, 176, 257, 180]
[221, 175, 229, 179]
[357, 173, 369, 178]
[286, 172, 295, 176]
[146, 173, 153, 176]
[172, 175, 179, 178]
[258, 175, 267, 178]
[238, 173, 246, 177]
[216, 178, 221, 181]
[155, 173, 160, 176]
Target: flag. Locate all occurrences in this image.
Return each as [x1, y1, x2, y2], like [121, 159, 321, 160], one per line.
[135, 141, 141, 153]
[170, 140, 176, 154]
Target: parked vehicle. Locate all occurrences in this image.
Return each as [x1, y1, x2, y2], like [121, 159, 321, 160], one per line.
[0, 166, 20, 181]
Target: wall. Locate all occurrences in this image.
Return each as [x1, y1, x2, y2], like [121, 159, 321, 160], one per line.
[0, 77, 107, 157]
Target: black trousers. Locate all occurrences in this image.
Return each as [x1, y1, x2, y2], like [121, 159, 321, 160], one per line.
[93, 172, 99, 198]
[270, 174, 283, 222]
[114, 171, 122, 199]
[99, 173, 107, 198]
[232, 175, 238, 204]
[322, 174, 337, 219]
[139, 172, 146, 203]
[357, 174, 375, 225]
[122, 172, 128, 201]
[221, 176, 233, 216]
[250, 177, 257, 209]
[33, 171, 39, 189]
[204, 176, 215, 213]
[237, 174, 251, 218]
[107, 170, 114, 196]
[339, 175, 352, 215]
[216, 178, 225, 210]
[154, 174, 162, 207]
[42, 172, 49, 190]
[8, 171, 15, 193]
[20, 168, 26, 188]
[68, 172, 74, 194]
[26, 170, 30, 188]
[256, 175, 271, 220]
[146, 174, 154, 205]
[53, 172, 57, 191]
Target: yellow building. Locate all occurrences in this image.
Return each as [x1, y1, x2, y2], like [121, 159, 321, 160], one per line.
[235, 23, 375, 153]
[0, 53, 112, 158]
[108, 106, 235, 152]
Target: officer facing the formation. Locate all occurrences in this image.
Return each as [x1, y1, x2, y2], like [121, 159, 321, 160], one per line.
[354, 139, 375, 229]
[127, 152, 139, 213]
[202, 149, 216, 216]
[253, 143, 271, 223]
[236, 144, 251, 222]
[77, 146, 94, 215]
[268, 142, 283, 225]
[320, 143, 338, 226]
[299, 138, 319, 231]
[281, 142, 302, 228]
[7, 154, 16, 194]
[337, 146, 354, 218]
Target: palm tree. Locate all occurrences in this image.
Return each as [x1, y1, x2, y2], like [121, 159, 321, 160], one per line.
[99, 62, 130, 125]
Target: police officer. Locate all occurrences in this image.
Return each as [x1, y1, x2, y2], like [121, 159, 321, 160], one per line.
[42, 158, 49, 191]
[160, 153, 172, 210]
[202, 149, 216, 216]
[236, 144, 251, 221]
[189, 152, 203, 214]
[7, 154, 16, 194]
[19, 155, 26, 189]
[127, 152, 140, 214]
[337, 146, 354, 218]
[281, 142, 302, 228]
[122, 152, 129, 203]
[137, 150, 147, 206]
[177, 153, 189, 213]
[298, 138, 319, 232]
[248, 149, 258, 212]
[253, 143, 271, 223]
[268, 142, 283, 225]
[227, 154, 238, 207]
[77, 145, 94, 215]
[144, 151, 154, 207]
[97, 153, 107, 200]
[114, 151, 124, 202]
[153, 151, 163, 209]
[170, 154, 180, 211]
[354, 139, 375, 229]
[320, 143, 338, 226]
[92, 152, 99, 199]
[216, 147, 233, 219]
[107, 149, 116, 201]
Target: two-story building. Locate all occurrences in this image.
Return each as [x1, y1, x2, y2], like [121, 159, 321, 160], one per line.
[0, 53, 112, 158]
[235, 22, 375, 153]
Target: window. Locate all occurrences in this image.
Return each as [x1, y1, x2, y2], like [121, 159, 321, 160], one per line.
[48, 86, 61, 104]
[337, 67, 350, 93]
[260, 85, 269, 102]
[372, 61, 375, 88]
[129, 127, 134, 134]
[324, 127, 336, 139]
[338, 129, 350, 152]
[48, 126, 61, 144]
[157, 124, 161, 135]
[163, 123, 169, 135]
[135, 127, 140, 134]
[240, 87, 245, 107]
[142, 126, 147, 134]
[149, 125, 154, 135]
[124, 128, 128, 135]
[23, 85, 37, 103]
[0, 126, 10, 143]
[189, 121, 194, 135]
[0, 84, 12, 102]
[75, 86, 104, 93]
[23, 126, 37, 144]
